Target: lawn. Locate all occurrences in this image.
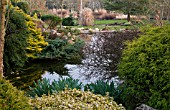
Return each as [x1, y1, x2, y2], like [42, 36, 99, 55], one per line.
[68, 25, 135, 30]
[74, 19, 127, 25]
[68, 19, 139, 31]
[94, 19, 127, 25]
[68, 19, 133, 30]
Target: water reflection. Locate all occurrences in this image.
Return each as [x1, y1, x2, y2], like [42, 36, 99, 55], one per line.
[72, 32, 139, 83]
[6, 60, 72, 90]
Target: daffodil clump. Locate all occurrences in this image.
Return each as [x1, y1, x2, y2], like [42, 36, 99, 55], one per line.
[30, 89, 125, 110]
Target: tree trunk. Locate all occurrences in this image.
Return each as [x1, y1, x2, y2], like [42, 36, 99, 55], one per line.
[78, 0, 82, 25]
[127, 11, 131, 22]
[0, 0, 7, 78]
[155, 10, 163, 26]
[60, 0, 63, 28]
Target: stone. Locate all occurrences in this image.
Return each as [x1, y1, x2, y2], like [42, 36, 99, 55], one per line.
[135, 104, 156, 110]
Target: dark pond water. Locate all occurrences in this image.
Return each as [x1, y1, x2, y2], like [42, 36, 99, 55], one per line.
[6, 31, 139, 90]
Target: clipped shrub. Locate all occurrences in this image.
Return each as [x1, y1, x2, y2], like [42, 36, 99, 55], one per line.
[62, 15, 74, 26]
[118, 25, 170, 110]
[17, 1, 30, 14]
[27, 78, 83, 97]
[30, 88, 125, 110]
[0, 78, 31, 110]
[41, 14, 62, 29]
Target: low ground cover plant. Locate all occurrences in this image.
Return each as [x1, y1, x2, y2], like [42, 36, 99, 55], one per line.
[84, 80, 125, 103]
[27, 78, 83, 97]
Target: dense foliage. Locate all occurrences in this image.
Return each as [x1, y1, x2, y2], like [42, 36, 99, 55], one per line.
[0, 78, 31, 110]
[104, 0, 149, 22]
[11, 0, 20, 6]
[4, 7, 29, 73]
[25, 15, 48, 58]
[27, 78, 82, 97]
[37, 38, 84, 60]
[17, 1, 30, 14]
[62, 16, 74, 26]
[41, 14, 62, 29]
[118, 25, 170, 110]
[30, 88, 125, 110]
[45, 27, 82, 60]
[4, 7, 47, 73]
[31, 10, 41, 18]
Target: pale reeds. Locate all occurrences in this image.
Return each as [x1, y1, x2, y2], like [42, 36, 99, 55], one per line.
[93, 9, 117, 20]
[80, 8, 94, 26]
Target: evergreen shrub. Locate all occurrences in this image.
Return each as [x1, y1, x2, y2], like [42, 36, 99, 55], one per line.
[4, 7, 29, 73]
[0, 78, 31, 110]
[11, 0, 20, 6]
[4, 7, 48, 73]
[31, 10, 41, 18]
[41, 14, 62, 29]
[118, 25, 170, 110]
[37, 38, 84, 60]
[30, 89, 125, 110]
[62, 15, 74, 26]
[17, 2, 30, 14]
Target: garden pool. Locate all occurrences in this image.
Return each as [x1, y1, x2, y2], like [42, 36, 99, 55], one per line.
[6, 31, 139, 89]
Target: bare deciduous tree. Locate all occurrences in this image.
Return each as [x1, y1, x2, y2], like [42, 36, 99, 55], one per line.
[25, 0, 47, 13]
